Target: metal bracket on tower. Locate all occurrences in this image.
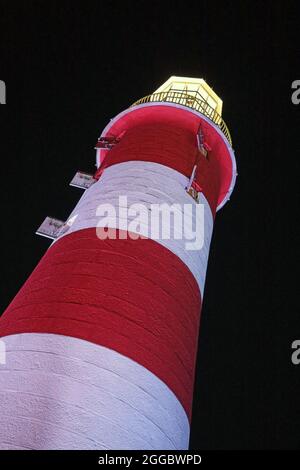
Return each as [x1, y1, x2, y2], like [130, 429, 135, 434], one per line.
[69, 171, 96, 189]
[187, 185, 200, 203]
[186, 165, 197, 192]
[36, 214, 78, 240]
[95, 136, 120, 150]
[186, 164, 201, 203]
[35, 216, 66, 240]
[186, 128, 208, 203]
[196, 125, 211, 158]
[95, 135, 121, 168]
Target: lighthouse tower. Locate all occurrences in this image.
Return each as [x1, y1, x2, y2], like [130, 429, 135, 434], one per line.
[0, 77, 236, 450]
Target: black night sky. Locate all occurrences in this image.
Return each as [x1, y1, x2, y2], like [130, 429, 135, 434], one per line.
[0, 0, 299, 450]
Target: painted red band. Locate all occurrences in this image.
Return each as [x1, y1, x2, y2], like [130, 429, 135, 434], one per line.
[99, 106, 234, 213]
[0, 229, 202, 419]
[101, 122, 219, 213]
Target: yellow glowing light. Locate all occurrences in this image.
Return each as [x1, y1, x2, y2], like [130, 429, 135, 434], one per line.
[153, 76, 223, 116]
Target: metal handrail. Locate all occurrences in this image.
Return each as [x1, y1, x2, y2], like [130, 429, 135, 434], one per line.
[131, 89, 232, 146]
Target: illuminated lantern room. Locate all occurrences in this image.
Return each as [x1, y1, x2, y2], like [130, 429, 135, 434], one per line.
[132, 76, 231, 145]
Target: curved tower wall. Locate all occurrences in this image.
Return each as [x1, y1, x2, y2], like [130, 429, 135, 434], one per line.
[0, 83, 236, 450]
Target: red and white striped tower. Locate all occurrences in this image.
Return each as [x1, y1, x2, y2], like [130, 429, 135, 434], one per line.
[0, 77, 236, 450]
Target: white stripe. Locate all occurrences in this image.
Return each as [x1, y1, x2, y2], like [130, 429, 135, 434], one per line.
[0, 333, 189, 450]
[97, 102, 237, 211]
[58, 161, 214, 296]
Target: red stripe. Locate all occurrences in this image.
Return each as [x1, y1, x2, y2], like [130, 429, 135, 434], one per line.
[100, 105, 233, 213]
[0, 229, 202, 419]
